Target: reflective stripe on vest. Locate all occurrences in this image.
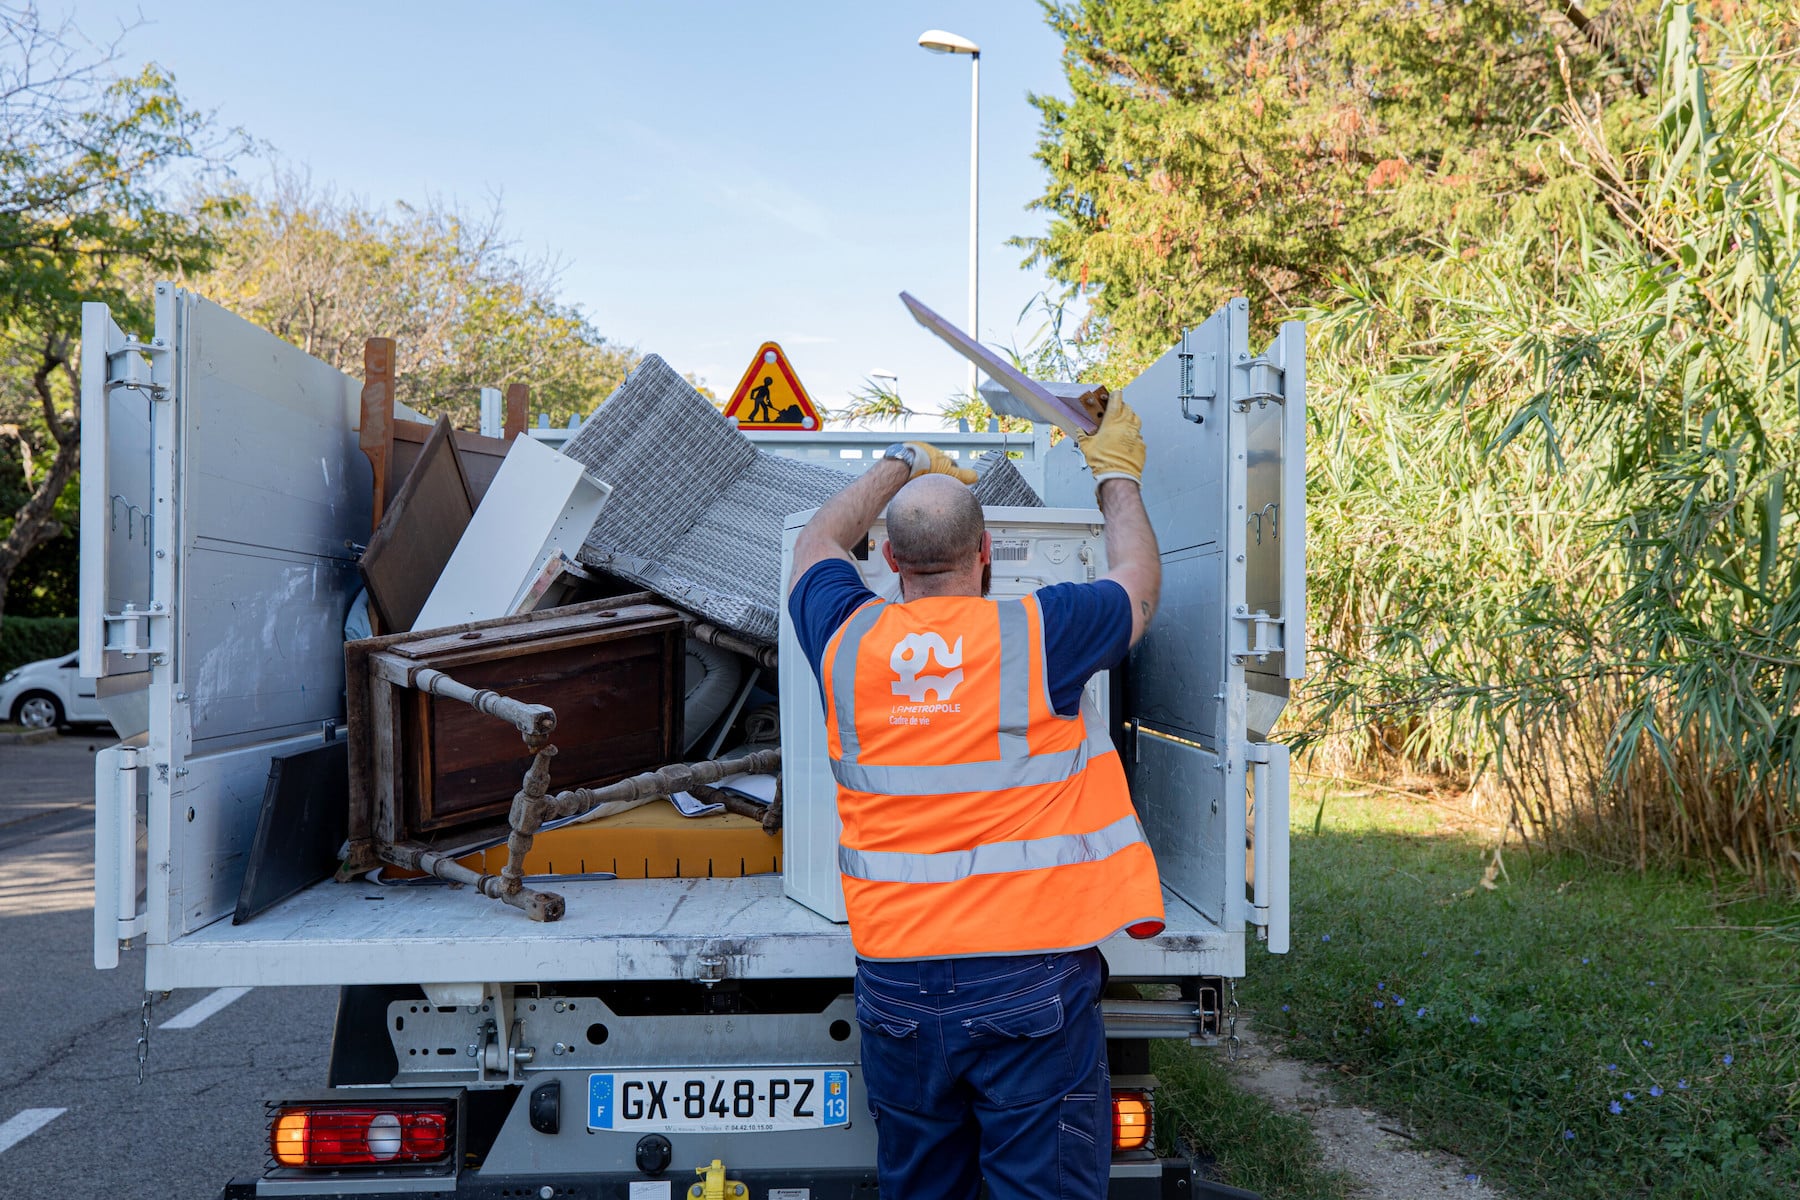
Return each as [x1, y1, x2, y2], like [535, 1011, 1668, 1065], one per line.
[827, 599, 1112, 796]
[839, 811, 1149, 885]
[827, 600, 886, 764]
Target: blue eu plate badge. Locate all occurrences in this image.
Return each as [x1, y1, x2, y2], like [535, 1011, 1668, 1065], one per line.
[822, 1070, 849, 1128]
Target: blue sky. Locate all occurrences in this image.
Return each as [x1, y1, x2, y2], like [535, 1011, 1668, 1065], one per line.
[65, 0, 1075, 419]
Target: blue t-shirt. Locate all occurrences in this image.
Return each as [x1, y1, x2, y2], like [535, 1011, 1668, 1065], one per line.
[787, 559, 1131, 717]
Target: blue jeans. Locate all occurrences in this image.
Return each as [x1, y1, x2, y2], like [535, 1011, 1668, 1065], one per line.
[854, 948, 1110, 1200]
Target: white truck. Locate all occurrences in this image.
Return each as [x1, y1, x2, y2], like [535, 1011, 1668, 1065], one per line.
[79, 283, 1306, 1199]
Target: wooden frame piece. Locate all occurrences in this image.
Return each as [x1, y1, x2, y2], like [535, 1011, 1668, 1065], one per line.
[358, 335, 536, 533]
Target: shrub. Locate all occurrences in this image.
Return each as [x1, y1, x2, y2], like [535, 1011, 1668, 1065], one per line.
[0, 615, 79, 676]
[1298, 9, 1800, 885]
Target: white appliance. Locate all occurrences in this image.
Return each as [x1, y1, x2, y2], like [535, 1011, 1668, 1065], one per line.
[779, 505, 1111, 923]
[413, 436, 612, 631]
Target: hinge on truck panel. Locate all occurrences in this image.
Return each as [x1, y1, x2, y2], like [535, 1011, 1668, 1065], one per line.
[1234, 355, 1285, 411]
[1229, 608, 1284, 664]
[473, 983, 535, 1083]
[107, 337, 171, 401]
[103, 603, 169, 666]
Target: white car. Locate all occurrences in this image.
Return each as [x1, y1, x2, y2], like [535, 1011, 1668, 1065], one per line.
[1, 652, 110, 730]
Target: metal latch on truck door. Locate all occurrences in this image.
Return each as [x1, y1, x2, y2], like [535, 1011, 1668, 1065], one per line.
[1245, 742, 1291, 955]
[1178, 349, 1215, 423]
[94, 745, 147, 972]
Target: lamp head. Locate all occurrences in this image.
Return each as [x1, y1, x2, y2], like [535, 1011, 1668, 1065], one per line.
[918, 29, 980, 56]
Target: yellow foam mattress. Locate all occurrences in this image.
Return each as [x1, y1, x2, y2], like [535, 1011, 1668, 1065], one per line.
[459, 803, 780, 880]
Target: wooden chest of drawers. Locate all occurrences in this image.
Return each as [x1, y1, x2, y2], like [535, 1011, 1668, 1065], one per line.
[346, 596, 685, 849]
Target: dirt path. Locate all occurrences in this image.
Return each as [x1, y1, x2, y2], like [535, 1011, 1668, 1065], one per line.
[1228, 1021, 1504, 1198]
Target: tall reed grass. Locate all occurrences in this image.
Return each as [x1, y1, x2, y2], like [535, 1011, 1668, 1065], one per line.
[1298, 6, 1800, 885]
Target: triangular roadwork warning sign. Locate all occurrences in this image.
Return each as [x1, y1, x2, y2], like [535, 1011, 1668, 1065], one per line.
[724, 342, 821, 430]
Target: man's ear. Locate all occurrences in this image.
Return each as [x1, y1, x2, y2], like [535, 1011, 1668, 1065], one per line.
[882, 540, 899, 572]
[978, 530, 992, 566]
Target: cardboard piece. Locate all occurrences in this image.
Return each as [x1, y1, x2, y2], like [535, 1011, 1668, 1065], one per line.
[234, 736, 349, 924]
[359, 416, 476, 634]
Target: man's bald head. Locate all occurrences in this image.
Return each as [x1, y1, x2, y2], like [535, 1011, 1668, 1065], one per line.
[885, 475, 986, 584]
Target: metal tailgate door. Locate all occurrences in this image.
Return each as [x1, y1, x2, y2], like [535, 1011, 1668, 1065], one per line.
[83, 283, 372, 974]
[1106, 299, 1304, 953]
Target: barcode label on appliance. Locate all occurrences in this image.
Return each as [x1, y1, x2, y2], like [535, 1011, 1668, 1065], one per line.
[991, 539, 1031, 561]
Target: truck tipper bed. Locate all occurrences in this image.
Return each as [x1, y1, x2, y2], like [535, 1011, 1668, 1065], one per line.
[80, 284, 1305, 1198]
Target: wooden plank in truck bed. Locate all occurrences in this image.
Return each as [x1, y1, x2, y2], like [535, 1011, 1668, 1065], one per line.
[144, 877, 1242, 991]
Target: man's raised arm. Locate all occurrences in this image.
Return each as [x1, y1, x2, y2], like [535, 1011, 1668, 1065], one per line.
[788, 442, 978, 590]
[1077, 402, 1160, 646]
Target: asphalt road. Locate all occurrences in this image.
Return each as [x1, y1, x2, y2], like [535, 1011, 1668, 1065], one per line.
[0, 732, 337, 1198]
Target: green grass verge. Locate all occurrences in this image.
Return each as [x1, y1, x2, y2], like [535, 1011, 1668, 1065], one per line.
[1242, 787, 1799, 1199]
[1151, 1039, 1356, 1200]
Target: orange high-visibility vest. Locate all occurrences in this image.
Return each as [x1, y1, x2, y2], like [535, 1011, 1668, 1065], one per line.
[820, 592, 1165, 961]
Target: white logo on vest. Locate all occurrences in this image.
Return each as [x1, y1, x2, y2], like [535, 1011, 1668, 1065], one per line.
[889, 632, 964, 703]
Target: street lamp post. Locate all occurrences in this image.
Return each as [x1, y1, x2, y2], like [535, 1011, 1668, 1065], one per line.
[918, 29, 981, 403]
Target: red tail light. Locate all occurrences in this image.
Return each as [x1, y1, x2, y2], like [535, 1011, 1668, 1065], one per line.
[1111, 1089, 1152, 1152]
[272, 1104, 453, 1168]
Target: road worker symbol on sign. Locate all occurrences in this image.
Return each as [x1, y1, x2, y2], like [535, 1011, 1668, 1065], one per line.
[724, 341, 822, 430]
[748, 376, 777, 422]
[890, 632, 964, 704]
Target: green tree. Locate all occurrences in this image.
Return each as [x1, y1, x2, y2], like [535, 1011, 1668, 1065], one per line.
[1026, 0, 1800, 883]
[200, 174, 635, 428]
[1022, 0, 1662, 368]
[0, 4, 239, 620]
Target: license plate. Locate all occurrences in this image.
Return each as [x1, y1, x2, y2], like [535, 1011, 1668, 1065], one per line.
[588, 1069, 851, 1134]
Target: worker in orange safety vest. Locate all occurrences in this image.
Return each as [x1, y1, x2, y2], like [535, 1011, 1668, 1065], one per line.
[786, 400, 1163, 1199]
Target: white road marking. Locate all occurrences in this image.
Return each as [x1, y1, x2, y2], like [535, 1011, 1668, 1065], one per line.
[0, 1108, 66, 1155]
[160, 986, 253, 1029]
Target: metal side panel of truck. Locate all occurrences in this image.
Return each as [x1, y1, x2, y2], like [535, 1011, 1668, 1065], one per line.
[80, 285, 1305, 1199]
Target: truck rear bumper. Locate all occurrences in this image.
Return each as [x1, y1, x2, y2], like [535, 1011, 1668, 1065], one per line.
[219, 1159, 1245, 1199]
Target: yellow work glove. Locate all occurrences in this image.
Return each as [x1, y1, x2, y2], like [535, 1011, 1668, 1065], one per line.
[1075, 399, 1146, 490]
[902, 441, 979, 485]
